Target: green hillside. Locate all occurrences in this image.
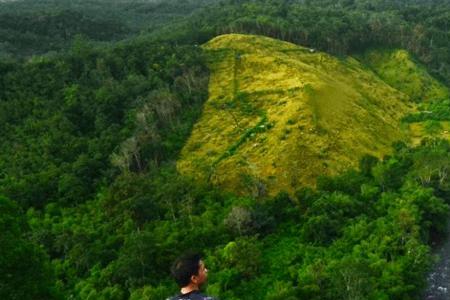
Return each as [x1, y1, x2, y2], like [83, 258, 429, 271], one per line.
[359, 49, 449, 102]
[178, 34, 447, 196]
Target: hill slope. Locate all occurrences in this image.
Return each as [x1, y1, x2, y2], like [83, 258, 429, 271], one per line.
[177, 34, 445, 196]
[359, 49, 449, 102]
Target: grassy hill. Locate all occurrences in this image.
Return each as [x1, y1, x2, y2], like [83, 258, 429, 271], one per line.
[358, 49, 450, 146]
[359, 49, 449, 102]
[177, 34, 447, 196]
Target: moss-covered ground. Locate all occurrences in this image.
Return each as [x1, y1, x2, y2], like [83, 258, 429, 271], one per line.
[177, 34, 448, 196]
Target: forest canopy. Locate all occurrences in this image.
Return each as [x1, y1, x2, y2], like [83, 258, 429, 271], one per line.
[0, 0, 449, 299]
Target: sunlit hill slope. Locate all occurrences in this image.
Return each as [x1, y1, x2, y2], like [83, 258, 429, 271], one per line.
[177, 34, 447, 196]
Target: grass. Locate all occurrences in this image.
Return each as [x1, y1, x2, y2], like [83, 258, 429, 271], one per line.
[358, 49, 449, 102]
[177, 34, 446, 196]
[408, 121, 450, 146]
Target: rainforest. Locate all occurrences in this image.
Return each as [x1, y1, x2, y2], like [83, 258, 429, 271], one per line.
[1, 0, 450, 299]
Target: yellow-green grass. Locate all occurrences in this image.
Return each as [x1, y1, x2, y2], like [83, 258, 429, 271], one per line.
[177, 34, 444, 196]
[408, 121, 450, 146]
[359, 49, 449, 102]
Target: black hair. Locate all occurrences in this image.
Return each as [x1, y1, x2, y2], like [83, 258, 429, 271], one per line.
[170, 252, 202, 287]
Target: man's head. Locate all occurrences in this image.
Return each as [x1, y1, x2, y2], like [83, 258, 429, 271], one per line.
[171, 253, 208, 289]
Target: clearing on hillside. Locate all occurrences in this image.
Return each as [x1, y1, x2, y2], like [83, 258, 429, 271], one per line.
[177, 34, 446, 196]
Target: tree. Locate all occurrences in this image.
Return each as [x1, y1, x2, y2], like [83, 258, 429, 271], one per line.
[0, 196, 57, 299]
[224, 206, 253, 236]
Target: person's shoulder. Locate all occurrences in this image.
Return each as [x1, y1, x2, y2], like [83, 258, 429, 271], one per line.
[189, 292, 218, 300]
[197, 293, 218, 300]
[166, 292, 218, 300]
[194, 294, 217, 300]
[165, 296, 183, 300]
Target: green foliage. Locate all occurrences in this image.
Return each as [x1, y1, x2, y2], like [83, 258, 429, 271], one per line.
[0, 0, 220, 57]
[156, 0, 450, 85]
[359, 49, 449, 102]
[1, 1, 450, 299]
[0, 196, 58, 300]
[3, 0, 450, 87]
[424, 120, 443, 135]
[359, 154, 379, 177]
[0, 37, 208, 208]
[403, 99, 450, 123]
[129, 285, 173, 300]
[371, 156, 412, 191]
